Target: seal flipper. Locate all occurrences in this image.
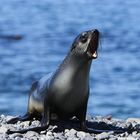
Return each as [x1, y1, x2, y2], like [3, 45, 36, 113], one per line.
[7, 125, 49, 134]
[80, 121, 125, 134]
[6, 107, 50, 134]
[76, 100, 125, 134]
[7, 113, 33, 124]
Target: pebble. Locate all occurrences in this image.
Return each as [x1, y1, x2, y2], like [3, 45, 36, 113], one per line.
[24, 131, 39, 137]
[0, 115, 140, 140]
[9, 133, 23, 139]
[20, 121, 30, 128]
[15, 137, 23, 140]
[77, 131, 86, 138]
[31, 120, 40, 127]
[67, 137, 79, 140]
[69, 129, 77, 135]
[0, 125, 8, 133]
[0, 133, 9, 140]
[109, 137, 117, 140]
[46, 135, 54, 140]
[126, 118, 140, 124]
[46, 131, 53, 136]
[96, 132, 110, 140]
[126, 136, 137, 140]
[65, 130, 76, 138]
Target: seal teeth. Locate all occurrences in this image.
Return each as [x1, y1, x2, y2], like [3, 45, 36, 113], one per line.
[92, 51, 97, 58]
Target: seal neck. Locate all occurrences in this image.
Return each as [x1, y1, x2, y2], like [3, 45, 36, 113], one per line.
[59, 53, 92, 78]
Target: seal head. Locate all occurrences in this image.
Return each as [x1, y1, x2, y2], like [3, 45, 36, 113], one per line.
[70, 29, 99, 60]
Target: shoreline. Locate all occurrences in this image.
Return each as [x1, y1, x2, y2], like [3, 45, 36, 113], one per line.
[0, 115, 140, 140]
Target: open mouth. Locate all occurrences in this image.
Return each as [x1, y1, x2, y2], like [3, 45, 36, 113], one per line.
[87, 29, 99, 59]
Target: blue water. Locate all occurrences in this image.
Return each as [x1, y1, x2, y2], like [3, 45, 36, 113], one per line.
[0, 0, 140, 119]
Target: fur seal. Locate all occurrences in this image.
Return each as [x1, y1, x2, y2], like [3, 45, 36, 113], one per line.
[6, 29, 123, 134]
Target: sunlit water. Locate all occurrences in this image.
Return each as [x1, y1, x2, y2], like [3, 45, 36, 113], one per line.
[0, 0, 140, 119]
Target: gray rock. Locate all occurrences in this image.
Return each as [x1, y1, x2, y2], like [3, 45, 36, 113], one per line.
[6, 116, 15, 122]
[9, 133, 23, 139]
[0, 133, 9, 140]
[69, 129, 77, 135]
[40, 134, 46, 140]
[96, 132, 110, 140]
[67, 137, 79, 140]
[109, 138, 117, 140]
[1, 115, 140, 140]
[126, 118, 140, 124]
[131, 131, 140, 139]
[24, 131, 39, 137]
[64, 129, 69, 133]
[117, 137, 126, 140]
[46, 131, 53, 136]
[77, 131, 86, 138]
[82, 134, 94, 140]
[65, 129, 77, 138]
[31, 120, 40, 127]
[53, 132, 63, 138]
[15, 137, 23, 140]
[29, 137, 38, 140]
[126, 136, 137, 140]
[45, 135, 54, 140]
[19, 121, 30, 129]
[0, 125, 8, 133]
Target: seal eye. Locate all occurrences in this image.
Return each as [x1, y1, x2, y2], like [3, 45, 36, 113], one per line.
[80, 33, 88, 43]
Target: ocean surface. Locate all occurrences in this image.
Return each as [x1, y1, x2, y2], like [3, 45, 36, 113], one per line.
[0, 0, 140, 119]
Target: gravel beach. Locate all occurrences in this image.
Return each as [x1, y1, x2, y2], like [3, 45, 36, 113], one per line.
[0, 115, 140, 140]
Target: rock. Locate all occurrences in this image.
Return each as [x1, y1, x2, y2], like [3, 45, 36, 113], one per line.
[77, 131, 86, 138]
[65, 130, 75, 138]
[24, 131, 39, 137]
[69, 129, 77, 135]
[15, 137, 23, 140]
[67, 137, 79, 140]
[54, 132, 66, 139]
[126, 136, 137, 140]
[45, 135, 54, 140]
[9, 133, 23, 139]
[6, 116, 15, 122]
[0, 125, 8, 133]
[117, 137, 126, 140]
[40, 134, 46, 140]
[1, 115, 140, 139]
[76, 131, 93, 140]
[126, 118, 140, 124]
[31, 120, 40, 127]
[46, 131, 53, 136]
[96, 132, 110, 140]
[19, 121, 30, 128]
[82, 133, 94, 140]
[64, 129, 69, 133]
[109, 138, 117, 140]
[0, 133, 9, 140]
